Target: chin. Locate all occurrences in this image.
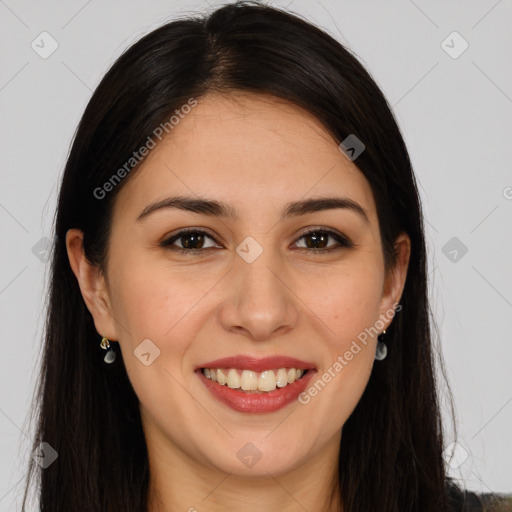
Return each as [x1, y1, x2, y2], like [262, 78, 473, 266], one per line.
[198, 434, 312, 478]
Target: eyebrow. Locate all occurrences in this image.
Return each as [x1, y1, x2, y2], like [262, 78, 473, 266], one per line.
[136, 195, 369, 223]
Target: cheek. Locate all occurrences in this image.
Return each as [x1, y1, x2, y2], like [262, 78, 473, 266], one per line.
[107, 257, 226, 402]
[109, 256, 211, 345]
[107, 262, 203, 420]
[303, 261, 384, 347]
[297, 262, 383, 414]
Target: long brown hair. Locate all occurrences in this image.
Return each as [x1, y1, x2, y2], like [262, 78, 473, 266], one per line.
[21, 1, 466, 510]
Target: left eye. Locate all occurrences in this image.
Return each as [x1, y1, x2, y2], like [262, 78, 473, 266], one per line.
[160, 228, 354, 254]
[293, 229, 354, 252]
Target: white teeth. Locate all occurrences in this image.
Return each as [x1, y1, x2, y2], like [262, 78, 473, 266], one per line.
[202, 367, 308, 392]
[276, 368, 288, 388]
[227, 369, 240, 389]
[258, 370, 277, 392]
[217, 369, 227, 385]
[240, 370, 259, 391]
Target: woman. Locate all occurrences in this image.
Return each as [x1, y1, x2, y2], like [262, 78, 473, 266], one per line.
[20, 1, 506, 510]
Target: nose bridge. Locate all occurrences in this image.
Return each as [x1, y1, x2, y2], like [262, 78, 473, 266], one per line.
[220, 235, 298, 340]
[237, 236, 285, 307]
[240, 247, 280, 297]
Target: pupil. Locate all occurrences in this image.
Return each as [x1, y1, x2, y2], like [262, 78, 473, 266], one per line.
[306, 232, 327, 249]
[183, 233, 204, 249]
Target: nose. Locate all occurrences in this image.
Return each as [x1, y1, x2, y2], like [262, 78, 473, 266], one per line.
[218, 245, 299, 342]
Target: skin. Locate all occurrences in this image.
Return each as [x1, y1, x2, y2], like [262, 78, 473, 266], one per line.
[67, 92, 410, 512]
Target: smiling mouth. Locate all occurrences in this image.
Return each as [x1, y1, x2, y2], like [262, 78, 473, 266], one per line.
[200, 367, 309, 393]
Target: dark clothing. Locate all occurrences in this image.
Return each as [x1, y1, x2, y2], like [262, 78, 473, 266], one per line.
[448, 485, 485, 510]
[447, 481, 512, 511]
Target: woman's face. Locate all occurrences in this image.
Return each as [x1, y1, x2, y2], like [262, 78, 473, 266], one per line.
[70, 92, 409, 478]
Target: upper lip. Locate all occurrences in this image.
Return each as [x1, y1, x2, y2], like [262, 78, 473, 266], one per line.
[196, 355, 316, 373]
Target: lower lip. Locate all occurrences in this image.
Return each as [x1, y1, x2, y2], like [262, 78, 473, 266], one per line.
[197, 370, 316, 413]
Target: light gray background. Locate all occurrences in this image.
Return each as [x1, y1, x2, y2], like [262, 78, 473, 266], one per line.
[1, 0, 511, 509]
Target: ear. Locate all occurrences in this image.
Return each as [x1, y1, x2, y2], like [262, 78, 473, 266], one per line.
[378, 232, 411, 328]
[65, 228, 119, 341]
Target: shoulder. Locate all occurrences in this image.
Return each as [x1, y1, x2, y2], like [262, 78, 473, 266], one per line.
[446, 481, 512, 511]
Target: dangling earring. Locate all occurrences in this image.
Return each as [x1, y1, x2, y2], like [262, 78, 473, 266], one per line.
[100, 336, 116, 364]
[375, 329, 387, 361]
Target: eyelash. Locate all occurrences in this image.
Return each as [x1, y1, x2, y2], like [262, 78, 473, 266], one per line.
[160, 227, 355, 255]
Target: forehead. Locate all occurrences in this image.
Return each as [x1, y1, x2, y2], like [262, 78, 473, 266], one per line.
[113, 92, 377, 223]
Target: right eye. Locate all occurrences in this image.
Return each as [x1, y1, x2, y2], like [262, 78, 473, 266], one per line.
[160, 229, 222, 254]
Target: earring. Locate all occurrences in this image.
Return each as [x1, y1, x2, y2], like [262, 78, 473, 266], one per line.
[375, 329, 387, 361]
[100, 336, 116, 364]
